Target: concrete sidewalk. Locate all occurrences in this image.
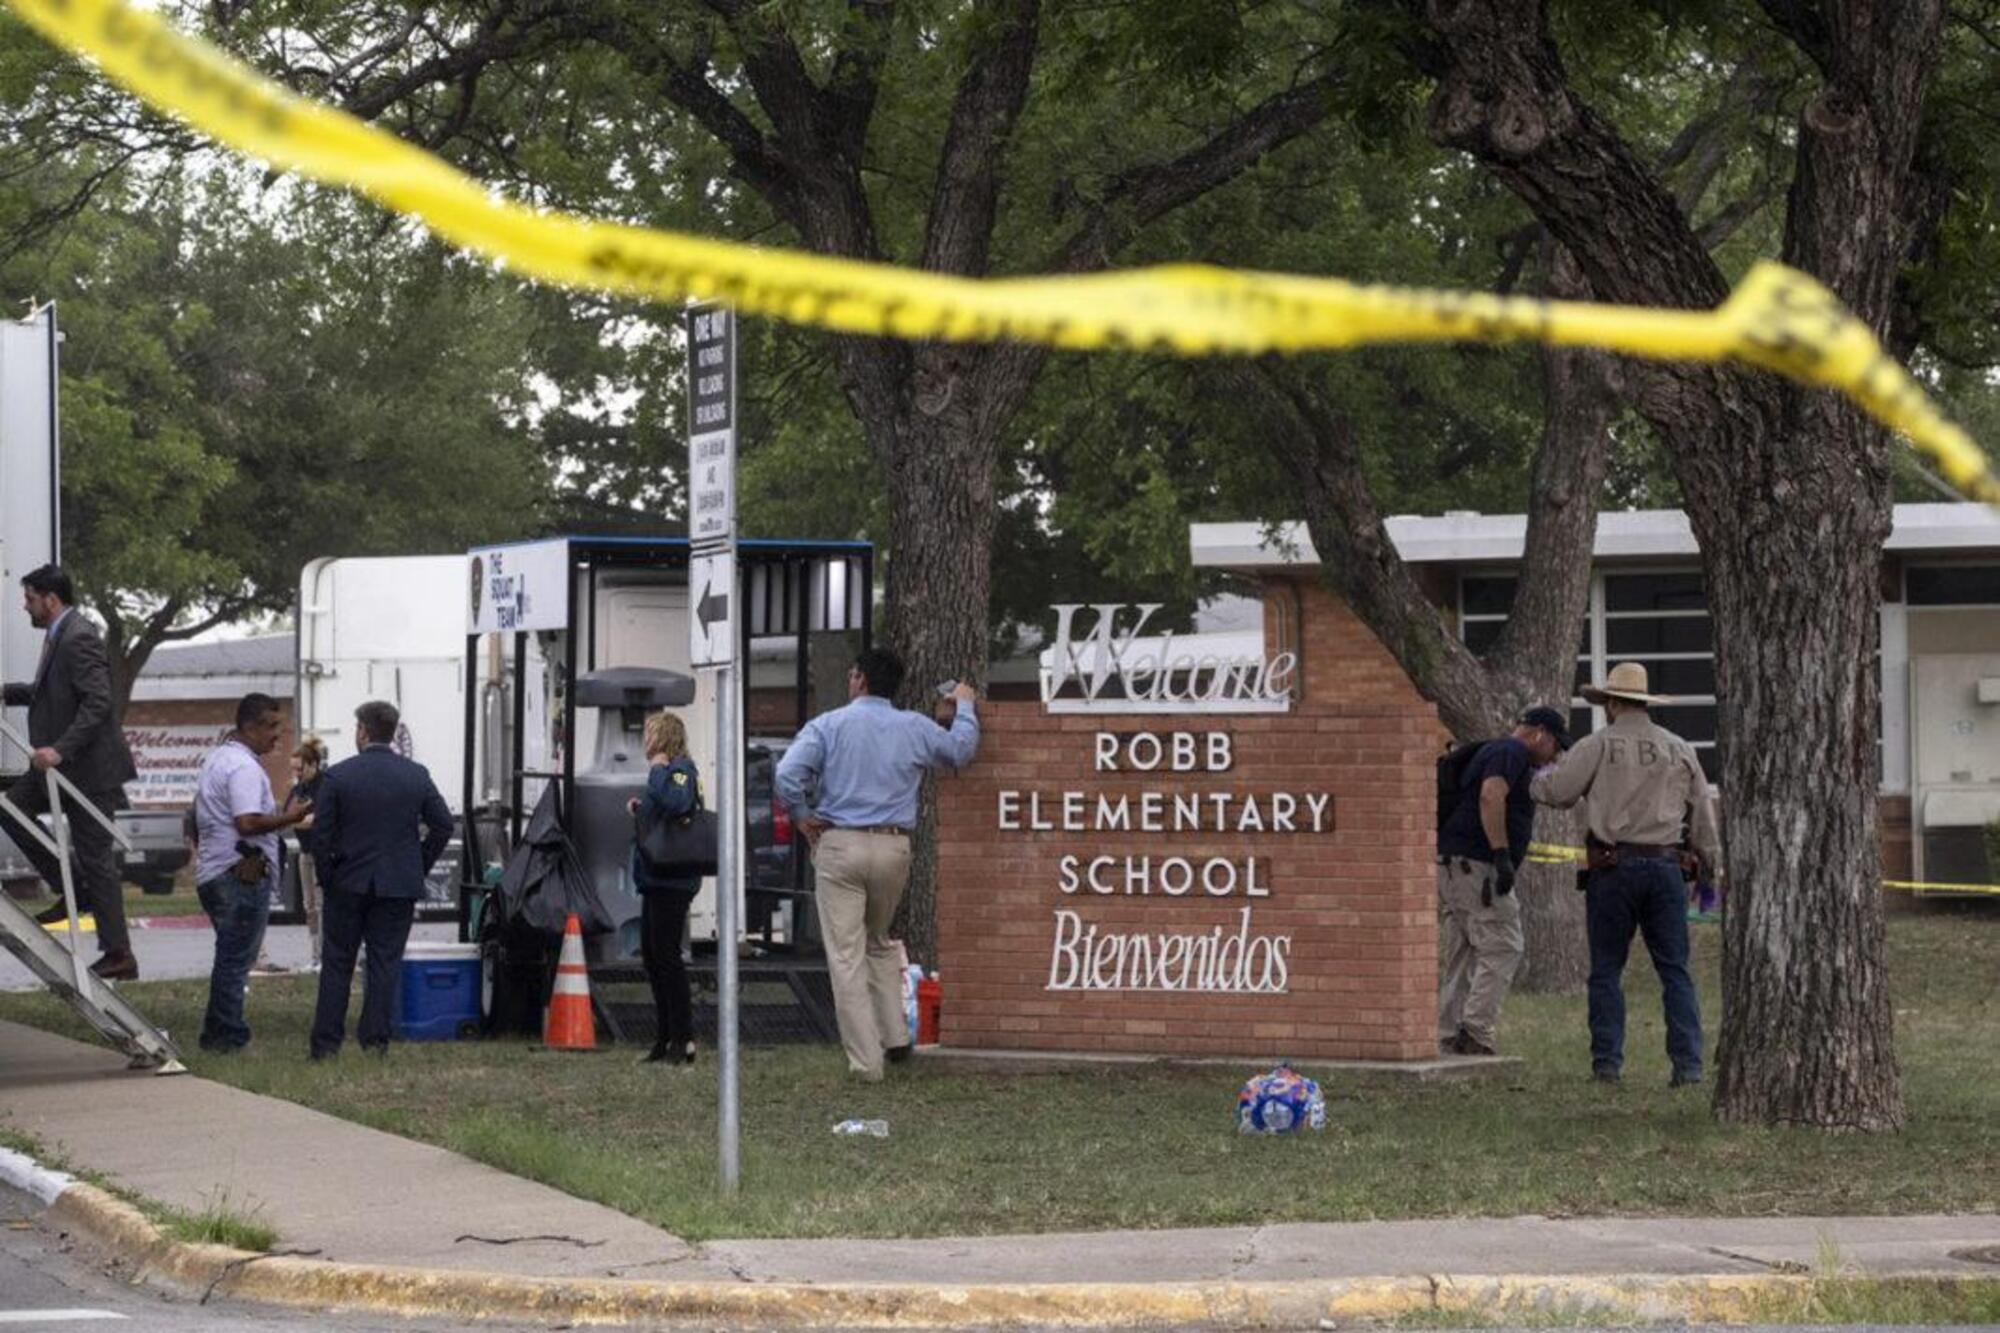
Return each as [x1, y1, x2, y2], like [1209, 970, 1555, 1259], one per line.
[4, 1018, 1998, 1315]
[0, 1018, 717, 1280]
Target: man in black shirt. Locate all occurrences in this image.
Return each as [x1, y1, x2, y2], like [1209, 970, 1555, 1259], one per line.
[1436, 705, 1571, 1056]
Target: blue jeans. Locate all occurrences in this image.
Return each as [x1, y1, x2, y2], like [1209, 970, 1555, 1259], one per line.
[1585, 857, 1702, 1077]
[197, 874, 271, 1052]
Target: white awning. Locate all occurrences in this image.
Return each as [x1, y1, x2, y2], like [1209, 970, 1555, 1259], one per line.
[1191, 503, 2000, 572]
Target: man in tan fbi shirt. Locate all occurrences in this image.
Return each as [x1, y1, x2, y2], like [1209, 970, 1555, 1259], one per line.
[1532, 662, 1720, 1087]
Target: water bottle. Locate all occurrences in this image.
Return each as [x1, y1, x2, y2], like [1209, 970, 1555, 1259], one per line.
[902, 964, 924, 1045]
[832, 1118, 890, 1137]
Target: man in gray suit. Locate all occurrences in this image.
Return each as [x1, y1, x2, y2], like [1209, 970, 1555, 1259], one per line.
[1, 565, 139, 979]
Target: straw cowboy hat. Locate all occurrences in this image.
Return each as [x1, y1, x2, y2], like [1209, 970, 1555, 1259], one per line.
[1581, 661, 1673, 707]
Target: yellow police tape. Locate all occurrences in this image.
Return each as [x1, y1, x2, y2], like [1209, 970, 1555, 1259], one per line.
[1527, 841, 2000, 894]
[7, 0, 1998, 502]
[1882, 879, 2000, 896]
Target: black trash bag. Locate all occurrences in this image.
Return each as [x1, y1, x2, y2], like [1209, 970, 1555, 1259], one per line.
[477, 912, 548, 1037]
[495, 785, 615, 939]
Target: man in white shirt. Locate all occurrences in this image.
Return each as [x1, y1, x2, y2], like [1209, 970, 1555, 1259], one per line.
[191, 693, 309, 1053]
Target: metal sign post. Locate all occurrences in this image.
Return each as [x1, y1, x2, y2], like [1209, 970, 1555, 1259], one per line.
[686, 302, 740, 1195]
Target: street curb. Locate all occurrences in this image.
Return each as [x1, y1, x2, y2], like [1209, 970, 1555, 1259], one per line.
[20, 1158, 2000, 1327]
[0, 1143, 75, 1203]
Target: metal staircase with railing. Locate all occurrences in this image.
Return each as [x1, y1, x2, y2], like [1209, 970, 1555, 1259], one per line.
[0, 717, 184, 1073]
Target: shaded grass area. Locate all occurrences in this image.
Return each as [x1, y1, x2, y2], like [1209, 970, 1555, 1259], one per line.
[8, 881, 209, 920]
[2, 911, 1995, 1242]
[1744, 1275, 2000, 1325]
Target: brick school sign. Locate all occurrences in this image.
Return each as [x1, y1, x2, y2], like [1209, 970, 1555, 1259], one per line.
[936, 581, 1441, 1060]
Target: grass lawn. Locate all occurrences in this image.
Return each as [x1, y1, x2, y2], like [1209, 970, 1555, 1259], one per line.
[1, 908, 1994, 1242]
[10, 880, 209, 919]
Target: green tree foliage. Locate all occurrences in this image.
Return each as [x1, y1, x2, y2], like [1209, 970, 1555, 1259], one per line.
[0, 76, 552, 701]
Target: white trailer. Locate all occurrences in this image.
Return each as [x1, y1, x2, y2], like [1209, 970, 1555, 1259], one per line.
[298, 538, 870, 950]
[0, 305, 60, 742]
[464, 536, 869, 953]
[297, 554, 471, 787]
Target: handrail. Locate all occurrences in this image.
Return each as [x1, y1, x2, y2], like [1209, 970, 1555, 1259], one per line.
[0, 714, 133, 847]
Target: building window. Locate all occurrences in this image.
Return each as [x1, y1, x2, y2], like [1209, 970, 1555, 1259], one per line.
[1906, 565, 2000, 606]
[1459, 568, 1720, 783]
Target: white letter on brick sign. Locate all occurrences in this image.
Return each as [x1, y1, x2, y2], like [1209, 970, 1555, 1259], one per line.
[1305, 792, 1333, 832]
[1047, 910, 1083, 989]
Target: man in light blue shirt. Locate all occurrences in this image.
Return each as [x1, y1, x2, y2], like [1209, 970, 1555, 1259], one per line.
[778, 647, 979, 1080]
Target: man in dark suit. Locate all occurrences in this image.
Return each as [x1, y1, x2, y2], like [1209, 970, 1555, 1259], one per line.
[309, 699, 453, 1058]
[1, 565, 139, 979]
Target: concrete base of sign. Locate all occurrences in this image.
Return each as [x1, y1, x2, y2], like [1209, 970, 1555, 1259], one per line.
[914, 1044, 1521, 1081]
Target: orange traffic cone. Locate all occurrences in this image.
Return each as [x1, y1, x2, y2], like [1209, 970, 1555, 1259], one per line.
[544, 913, 597, 1052]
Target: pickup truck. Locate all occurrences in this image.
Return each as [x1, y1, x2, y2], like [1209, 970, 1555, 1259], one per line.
[0, 806, 192, 897]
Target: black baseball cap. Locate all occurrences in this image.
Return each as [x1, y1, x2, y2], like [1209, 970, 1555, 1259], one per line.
[1520, 705, 1573, 750]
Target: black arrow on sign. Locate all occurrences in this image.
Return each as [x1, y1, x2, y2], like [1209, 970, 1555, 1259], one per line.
[697, 582, 730, 634]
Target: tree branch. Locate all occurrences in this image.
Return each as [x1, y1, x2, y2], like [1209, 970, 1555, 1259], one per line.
[1695, 178, 1781, 249]
[1218, 359, 1506, 739]
[920, 0, 1041, 276]
[1486, 241, 1615, 693]
[825, 0, 897, 163]
[968, 59, 1344, 453]
[610, 32, 806, 229]
[153, 602, 256, 645]
[1411, 0, 1729, 313]
[1051, 71, 1340, 272]
[339, 5, 563, 122]
[1754, 0, 1834, 73]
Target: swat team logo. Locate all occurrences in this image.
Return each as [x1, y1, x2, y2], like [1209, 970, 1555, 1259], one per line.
[469, 555, 484, 624]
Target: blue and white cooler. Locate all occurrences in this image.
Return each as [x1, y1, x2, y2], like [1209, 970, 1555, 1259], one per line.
[396, 941, 483, 1041]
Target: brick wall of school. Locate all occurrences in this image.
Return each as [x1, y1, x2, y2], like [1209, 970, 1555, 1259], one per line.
[935, 578, 1444, 1062]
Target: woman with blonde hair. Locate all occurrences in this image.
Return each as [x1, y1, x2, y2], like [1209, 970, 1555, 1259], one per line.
[626, 709, 702, 1064]
[286, 736, 330, 970]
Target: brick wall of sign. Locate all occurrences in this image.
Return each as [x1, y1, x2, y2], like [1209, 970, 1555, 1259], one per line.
[936, 578, 1445, 1061]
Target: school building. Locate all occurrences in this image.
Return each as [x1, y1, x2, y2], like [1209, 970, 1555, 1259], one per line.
[1191, 502, 2000, 885]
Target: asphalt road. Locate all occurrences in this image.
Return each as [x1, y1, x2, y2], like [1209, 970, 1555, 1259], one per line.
[0, 921, 462, 992]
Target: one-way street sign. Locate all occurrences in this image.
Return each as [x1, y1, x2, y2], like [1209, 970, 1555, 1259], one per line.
[690, 547, 736, 667]
[686, 304, 735, 544]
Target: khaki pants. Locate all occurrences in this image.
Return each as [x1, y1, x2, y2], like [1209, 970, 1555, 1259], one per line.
[813, 828, 913, 1078]
[1436, 857, 1524, 1048]
[298, 855, 324, 967]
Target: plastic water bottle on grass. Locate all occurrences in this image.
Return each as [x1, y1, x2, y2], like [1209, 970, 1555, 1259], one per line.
[832, 1119, 890, 1137]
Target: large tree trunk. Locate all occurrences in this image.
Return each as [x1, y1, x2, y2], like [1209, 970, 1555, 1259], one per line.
[872, 350, 1007, 968]
[1515, 806, 1587, 991]
[1498, 246, 1615, 993]
[99, 614, 155, 724]
[1701, 424, 1901, 1127]
[1688, 1, 1930, 1128]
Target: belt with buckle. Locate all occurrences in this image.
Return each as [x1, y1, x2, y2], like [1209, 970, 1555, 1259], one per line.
[1614, 842, 1678, 860]
[840, 825, 910, 837]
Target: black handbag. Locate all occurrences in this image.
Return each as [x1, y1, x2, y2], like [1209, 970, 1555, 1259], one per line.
[636, 780, 719, 879]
